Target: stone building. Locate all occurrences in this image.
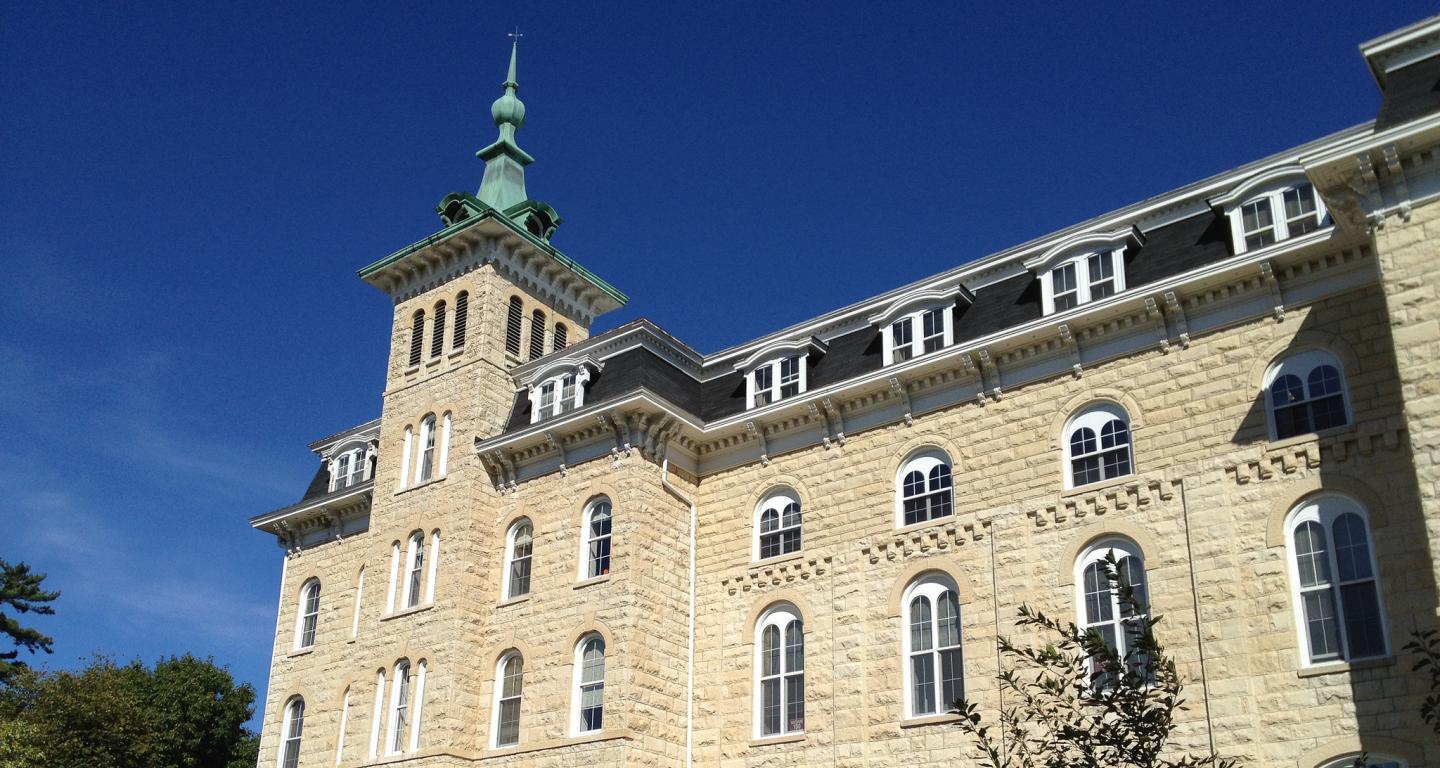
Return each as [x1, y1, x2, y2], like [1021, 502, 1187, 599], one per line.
[251, 16, 1440, 768]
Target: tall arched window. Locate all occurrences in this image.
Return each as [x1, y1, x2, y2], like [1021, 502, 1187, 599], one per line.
[492, 651, 524, 748]
[903, 575, 963, 718]
[295, 579, 320, 649]
[553, 322, 569, 351]
[367, 669, 386, 759]
[430, 301, 447, 358]
[755, 490, 802, 560]
[582, 499, 613, 579]
[897, 450, 953, 527]
[404, 532, 425, 609]
[388, 660, 411, 755]
[450, 292, 468, 351]
[505, 297, 524, 356]
[335, 686, 351, 763]
[1074, 538, 1148, 688]
[1287, 495, 1387, 666]
[755, 605, 804, 737]
[1265, 349, 1351, 440]
[351, 567, 364, 637]
[529, 309, 547, 360]
[573, 635, 606, 734]
[416, 415, 436, 483]
[502, 520, 533, 599]
[279, 696, 304, 768]
[409, 309, 425, 367]
[1065, 404, 1133, 488]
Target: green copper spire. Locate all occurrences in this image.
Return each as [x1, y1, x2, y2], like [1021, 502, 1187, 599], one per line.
[477, 36, 534, 210]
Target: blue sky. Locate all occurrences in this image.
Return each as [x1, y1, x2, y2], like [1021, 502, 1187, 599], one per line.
[1, 2, 1433, 726]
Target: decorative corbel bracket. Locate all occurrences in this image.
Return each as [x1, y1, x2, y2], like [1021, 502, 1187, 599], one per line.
[977, 349, 1001, 399]
[1357, 154, 1385, 232]
[1259, 260, 1285, 322]
[1144, 297, 1171, 353]
[543, 431, 567, 476]
[958, 354, 985, 407]
[821, 397, 846, 446]
[746, 420, 770, 467]
[807, 402, 832, 449]
[597, 413, 631, 460]
[1381, 144, 1413, 223]
[888, 376, 914, 425]
[1162, 291, 1190, 348]
[488, 449, 518, 491]
[1058, 323, 1081, 378]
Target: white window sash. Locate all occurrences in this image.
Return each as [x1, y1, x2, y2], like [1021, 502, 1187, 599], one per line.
[351, 568, 364, 637]
[335, 688, 350, 765]
[425, 533, 440, 604]
[398, 428, 413, 491]
[1228, 186, 1329, 255]
[883, 306, 954, 365]
[386, 542, 401, 614]
[368, 671, 385, 759]
[408, 662, 426, 752]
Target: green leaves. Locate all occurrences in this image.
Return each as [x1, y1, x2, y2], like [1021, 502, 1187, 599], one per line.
[0, 560, 60, 686]
[951, 553, 1238, 768]
[1403, 628, 1440, 737]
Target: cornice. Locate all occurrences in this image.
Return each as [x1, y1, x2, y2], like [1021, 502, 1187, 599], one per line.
[251, 482, 373, 549]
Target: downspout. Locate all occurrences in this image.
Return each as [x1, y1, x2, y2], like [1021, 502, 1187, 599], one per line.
[660, 440, 697, 768]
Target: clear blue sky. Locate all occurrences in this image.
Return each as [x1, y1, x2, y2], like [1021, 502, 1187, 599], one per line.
[1, 1, 1432, 725]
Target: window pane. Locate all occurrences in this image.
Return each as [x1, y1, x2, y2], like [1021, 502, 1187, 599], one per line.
[1242, 199, 1273, 233]
[1083, 561, 1113, 624]
[779, 356, 801, 398]
[1052, 263, 1076, 293]
[762, 626, 780, 676]
[1070, 427, 1096, 457]
[1332, 513, 1373, 582]
[1307, 365, 1342, 397]
[1273, 403, 1310, 440]
[937, 591, 961, 648]
[909, 596, 933, 652]
[1302, 589, 1343, 660]
[588, 536, 611, 577]
[1116, 556, 1147, 616]
[779, 528, 801, 555]
[1099, 419, 1128, 450]
[1340, 581, 1385, 658]
[760, 509, 779, 533]
[582, 640, 605, 684]
[781, 502, 801, 529]
[1270, 374, 1305, 407]
[1053, 291, 1078, 311]
[892, 318, 914, 362]
[503, 657, 523, 697]
[1072, 455, 1100, 487]
[1101, 447, 1131, 479]
[910, 654, 936, 715]
[497, 699, 520, 746]
[761, 678, 781, 735]
[1293, 521, 1331, 588]
[785, 621, 804, 672]
[922, 308, 946, 353]
[1310, 395, 1348, 432]
[785, 673, 805, 732]
[939, 647, 964, 710]
[1087, 253, 1116, 299]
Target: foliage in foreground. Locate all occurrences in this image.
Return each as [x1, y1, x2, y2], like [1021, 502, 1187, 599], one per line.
[1405, 629, 1440, 738]
[954, 554, 1236, 768]
[0, 560, 59, 686]
[0, 655, 258, 768]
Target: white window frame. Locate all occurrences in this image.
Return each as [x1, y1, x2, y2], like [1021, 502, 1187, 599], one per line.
[745, 355, 807, 409]
[367, 669, 386, 759]
[881, 304, 954, 366]
[387, 660, 411, 755]
[901, 575, 964, 719]
[501, 519, 533, 600]
[491, 651, 524, 748]
[1073, 538, 1148, 688]
[580, 498, 614, 580]
[753, 604, 804, 738]
[1063, 403, 1134, 490]
[294, 579, 320, 650]
[528, 368, 590, 423]
[335, 686, 350, 764]
[1320, 756, 1406, 768]
[572, 635, 606, 735]
[403, 532, 425, 609]
[351, 567, 364, 638]
[1225, 182, 1328, 255]
[1263, 349, 1352, 441]
[425, 531, 440, 604]
[398, 427, 413, 491]
[279, 696, 304, 768]
[385, 540, 401, 613]
[895, 450, 954, 528]
[1285, 494, 1389, 668]
[753, 490, 802, 561]
[1039, 248, 1127, 315]
[415, 416, 436, 484]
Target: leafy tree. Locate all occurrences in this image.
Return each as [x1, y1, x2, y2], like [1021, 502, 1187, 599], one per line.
[0, 561, 59, 685]
[954, 554, 1236, 768]
[0, 655, 257, 768]
[1404, 629, 1440, 738]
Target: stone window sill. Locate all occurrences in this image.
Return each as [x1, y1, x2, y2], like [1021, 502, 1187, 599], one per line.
[447, 349, 464, 360]
[749, 732, 805, 748]
[478, 728, 630, 760]
[394, 475, 445, 496]
[894, 515, 956, 536]
[1266, 425, 1355, 452]
[286, 647, 314, 659]
[497, 594, 531, 608]
[1296, 654, 1393, 678]
[751, 551, 806, 569]
[380, 603, 434, 622]
[900, 713, 961, 728]
[1062, 473, 1138, 499]
[574, 574, 611, 590]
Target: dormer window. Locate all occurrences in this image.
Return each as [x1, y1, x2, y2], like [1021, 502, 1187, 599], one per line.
[330, 444, 370, 491]
[1025, 226, 1141, 316]
[522, 358, 598, 424]
[1212, 169, 1328, 255]
[736, 337, 828, 411]
[869, 286, 971, 367]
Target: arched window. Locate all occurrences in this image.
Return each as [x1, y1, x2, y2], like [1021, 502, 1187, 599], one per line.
[755, 605, 804, 737]
[409, 309, 425, 367]
[335, 686, 351, 763]
[399, 427, 413, 491]
[367, 669, 386, 759]
[351, 567, 364, 637]
[1320, 757, 1405, 768]
[573, 635, 606, 734]
[492, 651, 523, 748]
[755, 490, 802, 560]
[582, 499, 613, 579]
[1065, 404, 1133, 488]
[388, 660, 411, 755]
[430, 301, 447, 358]
[295, 579, 320, 650]
[1287, 495, 1388, 666]
[502, 520, 533, 599]
[279, 696, 304, 768]
[404, 532, 425, 609]
[529, 309, 547, 360]
[1074, 538, 1148, 688]
[897, 450, 953, 527]
[505, 297, 524, 356]
[553, 322, 568, 351]
[903, 575, 963, 718]
[1265, 349, 1351, 440]
[453, 291, 469, 350]
[416, 415, 436, 483]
